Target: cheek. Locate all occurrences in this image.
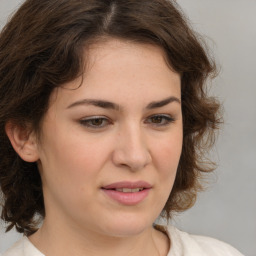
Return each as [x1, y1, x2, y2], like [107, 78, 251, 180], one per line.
[153, 133, 182, 177]
[149, 133, 182, 213]
[41, 124, 108, 172]
[39, 135, 106, 206]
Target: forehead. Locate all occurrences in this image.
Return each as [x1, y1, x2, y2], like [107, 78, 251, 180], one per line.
[85, 38, 178, 82]
[50, 39, 181, 109]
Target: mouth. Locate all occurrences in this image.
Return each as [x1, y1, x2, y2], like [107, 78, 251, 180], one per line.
[101, 181, 152, 205]
[101, 180, 152, 191]
[104, 188, 144, 193]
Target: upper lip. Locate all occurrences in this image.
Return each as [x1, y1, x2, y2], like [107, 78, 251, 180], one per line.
[102, 181, 152, 189]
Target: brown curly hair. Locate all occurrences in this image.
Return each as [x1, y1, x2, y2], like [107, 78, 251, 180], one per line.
[0, 0, 221, 236]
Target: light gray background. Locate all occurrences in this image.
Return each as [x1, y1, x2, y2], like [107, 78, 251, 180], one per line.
[0, 0, 255, 255]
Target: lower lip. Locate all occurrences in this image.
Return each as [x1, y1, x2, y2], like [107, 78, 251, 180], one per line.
[102, 188, 150, 205]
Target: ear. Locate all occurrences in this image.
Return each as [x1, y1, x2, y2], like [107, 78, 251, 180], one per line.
[5, 122, 39, 162]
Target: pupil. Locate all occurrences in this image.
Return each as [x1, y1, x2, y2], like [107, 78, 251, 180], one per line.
[92, 119, 103, 125]
[152, 116, 162, 123]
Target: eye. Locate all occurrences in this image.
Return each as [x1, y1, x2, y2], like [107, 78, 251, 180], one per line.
[79, 116, 111, 129]
[145, 114, 175, 127]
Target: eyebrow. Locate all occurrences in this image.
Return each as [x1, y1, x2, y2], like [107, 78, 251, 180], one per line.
[67, 99, 120, 110]
[66, 96, 181, 110]
[146, 96, 181, 109]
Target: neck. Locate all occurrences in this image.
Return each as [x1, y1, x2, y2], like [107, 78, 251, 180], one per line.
[29, 219, 169, 256]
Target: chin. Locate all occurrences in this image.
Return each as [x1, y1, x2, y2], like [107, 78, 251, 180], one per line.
[97, 213, 154, 238]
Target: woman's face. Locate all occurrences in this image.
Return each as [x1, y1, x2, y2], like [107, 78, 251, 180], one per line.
[36, 39, 183, 237]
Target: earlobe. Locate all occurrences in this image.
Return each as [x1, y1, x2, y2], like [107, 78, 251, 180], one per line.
[5, 122, 39, 162]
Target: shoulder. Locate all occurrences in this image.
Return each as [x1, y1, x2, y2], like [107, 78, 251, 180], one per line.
[189, 234, 244, 256]
[166, 225, 245, 256]
[2, 236, 44, 256]
[2, 237, 24, 256]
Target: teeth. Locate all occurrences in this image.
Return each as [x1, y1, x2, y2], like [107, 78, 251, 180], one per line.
[115, 188, 143, 193]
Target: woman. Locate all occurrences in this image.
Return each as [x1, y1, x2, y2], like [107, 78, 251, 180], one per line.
[0, 0, 244, 255]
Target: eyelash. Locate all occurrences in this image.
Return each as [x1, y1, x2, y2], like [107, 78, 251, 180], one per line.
[79, 116, 111, 129]
[145, 114, 175, 126]
[79, 114, 175, 129]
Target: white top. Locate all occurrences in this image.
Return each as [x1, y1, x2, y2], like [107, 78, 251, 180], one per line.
[1, 225, 244, 256]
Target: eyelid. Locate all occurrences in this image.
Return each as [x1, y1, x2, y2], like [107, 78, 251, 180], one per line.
[78, 114, 175, 130]
[144, 114, 175, 126]
[79, 116, 112, 129]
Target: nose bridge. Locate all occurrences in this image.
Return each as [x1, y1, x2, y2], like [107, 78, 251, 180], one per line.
[113, 121, 152, 171]
[125, 122, 145, 153]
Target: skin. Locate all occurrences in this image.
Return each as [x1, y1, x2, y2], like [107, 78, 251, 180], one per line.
[10, 39, 183, 256]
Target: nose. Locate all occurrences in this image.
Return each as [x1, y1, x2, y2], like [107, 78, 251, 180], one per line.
[112, 124, 152, 171]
